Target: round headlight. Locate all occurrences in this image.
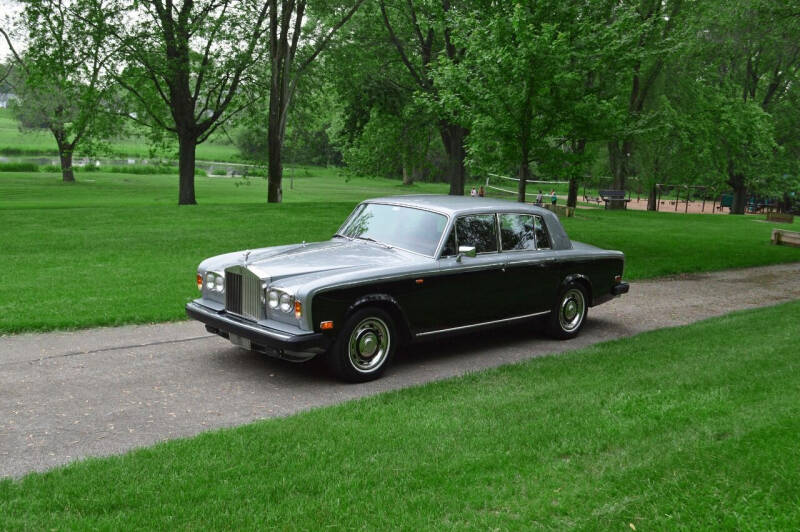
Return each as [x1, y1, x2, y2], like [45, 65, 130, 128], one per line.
[279, 293, 292, 313]
[205, 273, 215, 290]
[215, 275, 224, 292]
[268, 290, 280, 309]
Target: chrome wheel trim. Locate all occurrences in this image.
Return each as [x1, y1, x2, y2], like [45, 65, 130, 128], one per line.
[558, 288, 585, 332]
[347, 317, 391, 373]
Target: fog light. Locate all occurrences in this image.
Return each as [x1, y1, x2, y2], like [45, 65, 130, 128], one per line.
[206, 273, 215, 290]
[215, 275, 224, 292]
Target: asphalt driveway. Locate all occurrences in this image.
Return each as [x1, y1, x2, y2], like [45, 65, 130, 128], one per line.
[2, 262, 799, 478]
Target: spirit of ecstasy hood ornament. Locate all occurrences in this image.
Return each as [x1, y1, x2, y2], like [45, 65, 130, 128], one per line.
[243, 250, 251, 265]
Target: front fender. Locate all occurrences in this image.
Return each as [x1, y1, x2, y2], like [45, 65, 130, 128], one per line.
[347, 293, 413, 344]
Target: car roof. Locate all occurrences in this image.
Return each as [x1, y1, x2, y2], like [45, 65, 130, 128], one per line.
[364, 194, 553, 217]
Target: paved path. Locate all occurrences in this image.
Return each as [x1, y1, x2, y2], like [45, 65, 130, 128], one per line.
[2, 262, 799, 478]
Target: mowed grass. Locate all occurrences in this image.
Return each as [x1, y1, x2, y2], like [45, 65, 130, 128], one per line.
[0, 108, 240, 161]
[0, 171, 447, 333]
[1, 301, 799, 529]
[1, 170, 798, 333]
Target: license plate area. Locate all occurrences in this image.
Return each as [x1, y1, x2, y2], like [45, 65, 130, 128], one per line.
[229, 333, 252, 350]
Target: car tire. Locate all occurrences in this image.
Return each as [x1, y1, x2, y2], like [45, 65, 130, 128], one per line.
[326, 307, 396, 382]
[546, 283, 588, 340]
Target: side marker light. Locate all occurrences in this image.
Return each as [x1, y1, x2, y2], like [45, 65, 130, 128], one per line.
[320, 321, 334, 330]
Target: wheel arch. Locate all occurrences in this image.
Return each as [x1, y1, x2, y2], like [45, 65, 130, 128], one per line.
[561, 274, 593, 306]
[346, 294, 412, 344]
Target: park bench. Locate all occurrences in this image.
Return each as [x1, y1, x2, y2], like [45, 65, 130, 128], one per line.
[766, 212, 793, 224]
[771, 229, 800, 248]
[599, 189, 630, 210]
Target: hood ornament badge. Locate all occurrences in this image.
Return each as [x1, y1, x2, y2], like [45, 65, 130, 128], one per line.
[243, 250, 251, 265]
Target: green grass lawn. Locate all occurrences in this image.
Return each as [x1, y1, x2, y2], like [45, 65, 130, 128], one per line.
[1, 170, 798, 334]
[2, 301, 798, 529]
[0, 108, 240, 162]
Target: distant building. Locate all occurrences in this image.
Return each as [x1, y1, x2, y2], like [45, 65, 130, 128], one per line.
[0, 93, 18, 108]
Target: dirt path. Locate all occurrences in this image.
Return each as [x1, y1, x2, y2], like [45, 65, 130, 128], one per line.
[2, 262, 799, 478]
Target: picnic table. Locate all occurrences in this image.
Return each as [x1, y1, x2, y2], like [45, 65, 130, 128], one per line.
[599, 189, 630, 210]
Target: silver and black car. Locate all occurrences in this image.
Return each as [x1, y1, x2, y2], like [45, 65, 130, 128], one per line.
[186, 195, 629, 381]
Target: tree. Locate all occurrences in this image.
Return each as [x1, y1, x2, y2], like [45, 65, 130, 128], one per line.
[94, 0, 271, 205]
[377, 0, 470, 196]
[701, 0, 800, 214]
[264, 0, 366, 202]
[602, 0, 684, 208]
[437, 0, 620, 203]
[1, 0, 115, 182]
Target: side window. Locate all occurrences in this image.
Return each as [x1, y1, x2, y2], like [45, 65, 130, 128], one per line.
[440, 228, 457, 257]
[456, 214, 498, 253]
[500, 214, 536, 251]
[534, 216, 551, 249]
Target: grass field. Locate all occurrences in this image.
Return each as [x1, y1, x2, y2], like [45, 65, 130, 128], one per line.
[1, 170, 798, 334]
[0, 108, 240, 162]
[2, 300, 798, 529]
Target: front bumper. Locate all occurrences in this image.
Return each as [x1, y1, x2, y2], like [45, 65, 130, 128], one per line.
[186, 301, 331, 362]
[611, 282, 630, 296]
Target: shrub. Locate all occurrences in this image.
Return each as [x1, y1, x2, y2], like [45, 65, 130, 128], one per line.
[0, 162, 39, 172]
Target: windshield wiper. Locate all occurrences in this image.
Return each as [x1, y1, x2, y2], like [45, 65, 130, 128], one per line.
[356, 236, 392, 248]
[333, 233, 353, 240]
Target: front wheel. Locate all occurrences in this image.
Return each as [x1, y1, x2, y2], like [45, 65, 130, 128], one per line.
[326, 307, 396, 382]
[546, 283, 588, 339]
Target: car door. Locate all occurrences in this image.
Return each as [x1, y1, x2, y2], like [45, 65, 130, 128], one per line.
[431, 213, 508, 330]
[498, 213, 560, 316]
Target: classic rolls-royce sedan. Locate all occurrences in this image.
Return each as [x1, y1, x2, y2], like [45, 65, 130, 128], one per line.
[186, 195, 629, 382]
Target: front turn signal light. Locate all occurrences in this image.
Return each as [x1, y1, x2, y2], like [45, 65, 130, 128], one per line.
[294, 300, 302, 319]
[196, 274, 203, 290]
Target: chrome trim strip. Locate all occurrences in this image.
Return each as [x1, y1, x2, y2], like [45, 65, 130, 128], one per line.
[415, 310, 551, 337]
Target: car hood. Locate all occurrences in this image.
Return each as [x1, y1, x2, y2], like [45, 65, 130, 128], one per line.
[201, 239, 429, 282]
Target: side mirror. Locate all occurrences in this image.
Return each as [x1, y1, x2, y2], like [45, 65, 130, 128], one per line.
[456, 245, 477, 262]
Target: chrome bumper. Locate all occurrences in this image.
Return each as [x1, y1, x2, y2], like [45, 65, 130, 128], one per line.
[186, 301, 331, 362]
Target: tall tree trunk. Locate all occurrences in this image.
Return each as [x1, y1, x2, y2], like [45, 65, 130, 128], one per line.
[440, 122, 467, 196]
[178, 133, 198, 205]
[402, 162, 414, 185]
[58, 146, 75, 183]
[647, 182, 657, 211]
[518, 159, 530, 203]
[567, 178, 578, 208]
[729, 175, 747, 215]
[607, 140, 633, 209]
[267, 122, 283, 203]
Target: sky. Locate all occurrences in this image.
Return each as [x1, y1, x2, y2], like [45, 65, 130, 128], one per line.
[0, 0, 22, 63]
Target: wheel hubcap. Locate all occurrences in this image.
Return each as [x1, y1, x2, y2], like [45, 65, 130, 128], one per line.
[558, 288, 585, 332]
[348, 317, 391, 373]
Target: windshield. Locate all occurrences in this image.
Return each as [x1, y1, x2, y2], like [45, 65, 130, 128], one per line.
[338, 203, 448, 256]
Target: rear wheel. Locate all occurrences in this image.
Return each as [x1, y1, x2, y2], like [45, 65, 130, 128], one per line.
[546, 283, 587, 339]
[326, 307, 396, 382]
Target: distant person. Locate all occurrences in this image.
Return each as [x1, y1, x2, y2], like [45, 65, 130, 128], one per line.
[550, 190, 557, 205]
[535, 189, 543, 206]
[478, 186, 485, 197]
[470, 186, 477, 197]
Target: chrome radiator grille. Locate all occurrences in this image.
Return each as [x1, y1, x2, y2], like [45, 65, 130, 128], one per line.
[225, 267, 265, 321]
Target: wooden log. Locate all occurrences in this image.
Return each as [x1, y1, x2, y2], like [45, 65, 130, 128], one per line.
[771, 229, 800, 248]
